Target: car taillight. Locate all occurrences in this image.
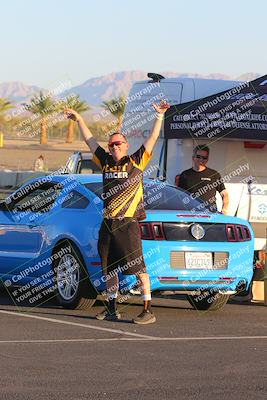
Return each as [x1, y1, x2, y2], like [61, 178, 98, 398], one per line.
[226, 225, 236, 241]
[242, 226, 251, 240]
[139, 222, 153, 240]
[151, 222, 165, 240]
[139, 222, 165, 240]
[226, 224, 251, 242]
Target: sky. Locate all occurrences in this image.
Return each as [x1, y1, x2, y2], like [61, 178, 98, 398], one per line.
[0, 0, 266, 87]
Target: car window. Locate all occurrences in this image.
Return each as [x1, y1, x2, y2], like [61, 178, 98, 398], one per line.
[6, 182, 62, 214]
[78, 160, 101, 174]
[61, 190, 89, 209]
[84, 181, 206, 211]
[143, 181, 205, 211]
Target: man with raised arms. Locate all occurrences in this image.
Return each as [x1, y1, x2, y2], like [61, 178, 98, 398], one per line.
[65, 100, 170, 324]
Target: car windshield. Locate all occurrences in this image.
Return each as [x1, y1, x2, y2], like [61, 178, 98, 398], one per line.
[84, 180, 207, 211]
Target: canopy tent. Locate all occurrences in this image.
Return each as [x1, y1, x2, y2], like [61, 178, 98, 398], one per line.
[164, 74, 267, 141]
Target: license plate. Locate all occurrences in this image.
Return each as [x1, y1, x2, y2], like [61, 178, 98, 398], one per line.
[185, 252, 213, 269]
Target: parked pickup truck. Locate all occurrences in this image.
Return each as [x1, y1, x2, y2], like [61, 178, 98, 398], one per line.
[64, 151, 101, 174]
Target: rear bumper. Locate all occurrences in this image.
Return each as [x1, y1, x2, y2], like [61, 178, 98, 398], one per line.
[142, 240, 254, 293]
[154, 277, 248, 294]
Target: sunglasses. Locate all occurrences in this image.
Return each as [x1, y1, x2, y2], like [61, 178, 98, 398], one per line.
[108, 141, 126, 148]
[195, 154, 208, 160]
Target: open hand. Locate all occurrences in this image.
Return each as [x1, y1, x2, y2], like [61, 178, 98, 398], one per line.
[152, 100, 170, 114]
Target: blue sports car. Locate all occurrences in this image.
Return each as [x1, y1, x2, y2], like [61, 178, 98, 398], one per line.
[0, 174, 254, 311]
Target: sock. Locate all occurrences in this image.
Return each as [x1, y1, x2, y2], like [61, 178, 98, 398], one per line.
[143, 294, 152, 311]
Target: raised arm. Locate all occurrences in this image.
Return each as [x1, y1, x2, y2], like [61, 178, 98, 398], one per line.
[144, 100, 170, 155]
[64, 108, 99, 154]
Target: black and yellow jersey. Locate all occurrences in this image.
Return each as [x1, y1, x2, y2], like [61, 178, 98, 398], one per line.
[93, 145, 151, 220]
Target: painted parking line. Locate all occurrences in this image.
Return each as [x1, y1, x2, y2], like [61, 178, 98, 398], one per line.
[0, 336, 267, 344]
[151, 336, 267, 341]
[0, 309, 155, 339]
[0, 338, 142, 344]
[1, 309, 267, 343]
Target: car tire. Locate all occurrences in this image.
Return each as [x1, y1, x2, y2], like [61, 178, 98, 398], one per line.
[187, 291, 230, 311]
[52, 242, 97, 310]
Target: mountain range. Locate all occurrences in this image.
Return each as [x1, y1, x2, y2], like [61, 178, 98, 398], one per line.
[0, 71, 261, 107]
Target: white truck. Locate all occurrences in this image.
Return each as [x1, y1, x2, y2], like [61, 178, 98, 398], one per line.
[122, 73, 267, 264]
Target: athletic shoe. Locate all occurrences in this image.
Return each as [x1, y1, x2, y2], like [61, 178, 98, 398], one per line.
[132, 309, 156, 325]
[95, 309, 121, 321]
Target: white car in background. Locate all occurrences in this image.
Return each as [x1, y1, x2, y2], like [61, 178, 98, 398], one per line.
[64, 152, 101, 174]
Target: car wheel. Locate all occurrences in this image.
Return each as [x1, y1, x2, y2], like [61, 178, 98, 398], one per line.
[53, 242, 97, 310]
[187, 291, 230, 311]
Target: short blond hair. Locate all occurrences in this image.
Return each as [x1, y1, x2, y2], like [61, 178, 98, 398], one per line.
[108, 132, 128, 142]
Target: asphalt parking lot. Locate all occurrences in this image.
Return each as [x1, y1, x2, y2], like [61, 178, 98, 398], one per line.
[0, 293, 266, 400]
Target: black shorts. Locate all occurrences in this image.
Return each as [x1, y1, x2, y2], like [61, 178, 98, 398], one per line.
[98, 218, 147, 275]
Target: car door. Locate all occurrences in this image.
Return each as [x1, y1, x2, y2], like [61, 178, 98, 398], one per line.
[0, 181, 62, 283]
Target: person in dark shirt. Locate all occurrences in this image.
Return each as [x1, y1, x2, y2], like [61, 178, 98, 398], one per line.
[65, 100, 170, 324]
[177, 144, 229, 213]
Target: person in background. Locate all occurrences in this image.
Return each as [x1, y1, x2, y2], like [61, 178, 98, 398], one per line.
[33, 155, 45, 172]
[177, 144, 229, 214]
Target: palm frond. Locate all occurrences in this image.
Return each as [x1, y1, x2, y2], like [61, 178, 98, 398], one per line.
[60, 95, 90, 113]
[0, 98, 14, 114]
[101, 96, 126, 118]
[23, 91, 56, 115]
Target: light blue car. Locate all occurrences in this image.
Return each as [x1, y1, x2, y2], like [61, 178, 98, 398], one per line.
[0, 174, 254, 311]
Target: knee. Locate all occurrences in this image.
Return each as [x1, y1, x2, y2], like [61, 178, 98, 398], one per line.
[138, 272, 149, 283]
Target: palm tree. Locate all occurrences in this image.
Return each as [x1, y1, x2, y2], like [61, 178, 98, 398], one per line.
[101, 95, 126, 130]
[62, 95, 90, 143]
[25, 92, 56, 144]
[0, 98, 13, 125]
